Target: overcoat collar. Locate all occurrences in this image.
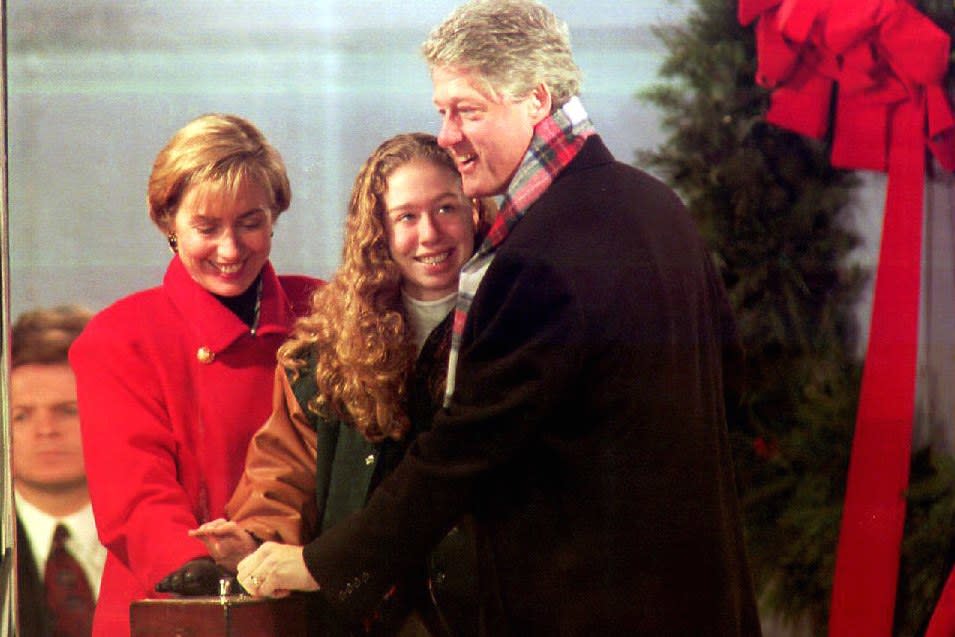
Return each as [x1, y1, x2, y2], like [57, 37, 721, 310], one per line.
[162, 257, 294, 354]
[557, 134, 614, 180]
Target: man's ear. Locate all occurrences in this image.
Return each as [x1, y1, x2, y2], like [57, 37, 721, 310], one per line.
[528, 83, 553, 124]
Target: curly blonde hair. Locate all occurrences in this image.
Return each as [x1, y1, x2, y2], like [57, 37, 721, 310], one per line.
[279, 133, 494, 442]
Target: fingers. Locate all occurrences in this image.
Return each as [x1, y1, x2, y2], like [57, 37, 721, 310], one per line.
[192, 534, 228, 562]
[236, 545, 265, 595]
[189, 518, 236, 537]
[188, 521, 257, 572]
[207, 539, 229, 563]
[236, 542, 319, 597]
[242, 572, 288, 598]
[189, 518, 228, 534]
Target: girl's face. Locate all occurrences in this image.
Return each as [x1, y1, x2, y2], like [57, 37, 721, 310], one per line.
[382, 158, 476, 301]
[173, 179, 274, 297]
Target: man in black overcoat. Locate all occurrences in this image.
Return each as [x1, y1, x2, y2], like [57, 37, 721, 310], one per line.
[239, 1, 762, 634]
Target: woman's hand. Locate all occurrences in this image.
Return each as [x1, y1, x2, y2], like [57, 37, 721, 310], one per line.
[188, 518, 259, 572]
[236, 542, 320, 598]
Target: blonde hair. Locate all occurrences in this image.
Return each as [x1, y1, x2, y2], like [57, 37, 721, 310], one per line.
[279, 133, 494, 442]
[147, 113, 291, 233]
[12, 305, 92, 368]
[422, 0, 581, 109]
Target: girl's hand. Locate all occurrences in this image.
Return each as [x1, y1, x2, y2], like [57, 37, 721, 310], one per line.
[189, 519, 258, 572]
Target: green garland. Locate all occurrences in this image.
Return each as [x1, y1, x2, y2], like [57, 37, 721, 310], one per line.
[638, 0, 955, 634]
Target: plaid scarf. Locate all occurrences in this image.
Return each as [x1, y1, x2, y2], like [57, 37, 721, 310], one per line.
[444, 96, 596, 406]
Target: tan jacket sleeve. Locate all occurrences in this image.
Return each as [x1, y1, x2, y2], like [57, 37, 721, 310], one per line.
[226, 364, 319, 545]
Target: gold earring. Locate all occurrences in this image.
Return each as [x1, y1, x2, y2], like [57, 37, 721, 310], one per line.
[167, 233, 178, 254]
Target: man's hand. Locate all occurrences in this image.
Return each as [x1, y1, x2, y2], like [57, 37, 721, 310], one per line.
[236, 542, 319, 598]
[155, 557, 235, 596]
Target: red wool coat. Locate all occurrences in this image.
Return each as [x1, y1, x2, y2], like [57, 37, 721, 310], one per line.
[69, 257, 318, 637]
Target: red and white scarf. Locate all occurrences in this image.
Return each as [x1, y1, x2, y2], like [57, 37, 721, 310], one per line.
[444, 96, 595, 406]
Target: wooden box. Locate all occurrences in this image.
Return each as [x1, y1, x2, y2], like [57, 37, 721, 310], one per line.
[130, 595, 307, 637]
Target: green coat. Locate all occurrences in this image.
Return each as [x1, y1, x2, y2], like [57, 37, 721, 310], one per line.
[283, 314, 476, 637]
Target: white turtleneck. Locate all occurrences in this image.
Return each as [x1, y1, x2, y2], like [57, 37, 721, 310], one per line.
[15, 490, 107, 597]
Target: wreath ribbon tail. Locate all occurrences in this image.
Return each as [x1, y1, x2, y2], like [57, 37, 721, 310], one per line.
[828, 99, 924, 636]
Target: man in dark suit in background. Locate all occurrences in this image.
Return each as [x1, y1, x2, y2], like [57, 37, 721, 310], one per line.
[11, 306, 105, 637]
[239, 1, 762, 634]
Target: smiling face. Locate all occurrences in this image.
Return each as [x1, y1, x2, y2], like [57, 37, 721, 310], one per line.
[383, 158, 476, 301]
[11, 363, 87, 496]
[432, 66, 551, 198]
[173, 178, 275, 297]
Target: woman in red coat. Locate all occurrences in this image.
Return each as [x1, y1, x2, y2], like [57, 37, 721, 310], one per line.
[68, 113, 320, 637]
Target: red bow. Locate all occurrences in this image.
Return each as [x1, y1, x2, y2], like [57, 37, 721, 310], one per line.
[739, 1, 955, 635]
[741, 0, 955, 170]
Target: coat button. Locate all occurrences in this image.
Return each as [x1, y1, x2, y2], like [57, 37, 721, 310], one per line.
[364, 454, 376, 466]
[196, 346, 215, 364]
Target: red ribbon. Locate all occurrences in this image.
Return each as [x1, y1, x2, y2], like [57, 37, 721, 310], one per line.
[738, 1, 955, 634]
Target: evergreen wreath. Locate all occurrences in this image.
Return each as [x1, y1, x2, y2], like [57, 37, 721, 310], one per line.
[638, 0, 955, 634]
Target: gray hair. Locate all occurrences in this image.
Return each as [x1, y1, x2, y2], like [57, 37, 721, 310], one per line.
[422, 0, 582, 109]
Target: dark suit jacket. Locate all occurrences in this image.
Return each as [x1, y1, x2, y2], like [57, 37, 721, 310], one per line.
[304, 136, 761, 636]
[16, 516, 52, 637]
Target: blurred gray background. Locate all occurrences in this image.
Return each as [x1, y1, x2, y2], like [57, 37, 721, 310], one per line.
[9, 0, 691, 317]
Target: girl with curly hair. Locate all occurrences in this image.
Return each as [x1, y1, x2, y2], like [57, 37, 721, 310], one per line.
[168, 133, 493, 636]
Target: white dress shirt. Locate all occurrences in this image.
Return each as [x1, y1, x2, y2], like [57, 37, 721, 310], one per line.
[15, 491, 107, 598]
